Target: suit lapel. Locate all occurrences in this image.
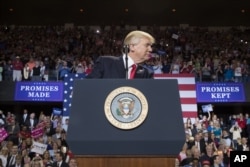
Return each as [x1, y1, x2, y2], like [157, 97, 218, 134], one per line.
[134, 64, 146, 78]
[117, 56, 126, 78]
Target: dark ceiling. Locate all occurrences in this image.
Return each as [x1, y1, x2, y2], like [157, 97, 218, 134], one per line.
[1, 0, 250, 26]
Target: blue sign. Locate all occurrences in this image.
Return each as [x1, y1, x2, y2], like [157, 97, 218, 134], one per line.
[196, 83, 245, 102]
[15, 82, 63, 101]
[53, 108, 62, 115]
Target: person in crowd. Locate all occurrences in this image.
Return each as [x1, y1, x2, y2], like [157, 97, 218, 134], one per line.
[221, 129, 232, 148]
[152, 59, 163, 74]
[20, 109, 29, 127]
[229, 122, 242, 150]
[212, 121, 222, 143]
[215, 64, 224, 82]
[223, 64, 234, 82]
[3, 60, 13, 81]
[42, 151, 53, 166]
[6, 145, 19, 167]
[242, 59, 249, 83]
[201, 59, 212, 82]
[52, 152, 69, 167]
[26, 57, 36, 73]
[237, 137, 249, 151]
[9, 154, 23, 167]
[19, 125, 31, 143]
[40, 61, 47, 81]
[58, 61, 71, 81]
[236, 113, 247, 137]
[6, 118, 20, 145]
[169, 59, 181, 74]
[200, 144, 215, 166]
[86, 30, 155, 79]
[12, 56, 23, 82]
[74, 62, 85, 74]
[234, 61, 243, 82]
[0, 146, 9, 167]
[180, 61, 192, 74]
[68, 158, 78, 167]
[24, 113, 38, 132]
[161, 59, 171, 73]
[200, 130, 212, 146]
[30, 61, 42, 81]
[211, 154, 222, 167]
[22, 63, 31, 81]
[189, 133, 206, 155]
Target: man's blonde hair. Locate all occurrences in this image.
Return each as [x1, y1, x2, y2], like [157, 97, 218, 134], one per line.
[123, 30, 155, 46]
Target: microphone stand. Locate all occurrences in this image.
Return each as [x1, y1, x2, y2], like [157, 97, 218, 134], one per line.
[124, 45, 129, 80]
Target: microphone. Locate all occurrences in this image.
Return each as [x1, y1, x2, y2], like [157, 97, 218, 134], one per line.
[123, 45, 130, 53]
[124, 45, 130, 80]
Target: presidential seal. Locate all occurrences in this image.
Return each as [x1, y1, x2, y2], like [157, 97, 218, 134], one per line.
[104, 86, 148, 130]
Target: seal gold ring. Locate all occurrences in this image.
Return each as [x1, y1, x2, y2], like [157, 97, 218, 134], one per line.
[104, 86, 148, 130]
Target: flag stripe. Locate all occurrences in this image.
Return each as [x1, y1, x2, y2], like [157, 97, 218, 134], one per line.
[180, 98, 197, 104]
[181, 104, 198, 112]
[182, 112, 198, 118]
[178, 84, 196, 91]
[155, 74, 198, 119]
[179, 91, 196, 98]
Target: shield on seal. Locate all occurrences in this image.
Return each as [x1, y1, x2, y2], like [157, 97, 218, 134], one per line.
[118, 97, 135, 118]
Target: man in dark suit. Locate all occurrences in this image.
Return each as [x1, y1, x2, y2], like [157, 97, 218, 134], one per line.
[24, 112, 38, 131]
[20, 108, 29, 126]
[86, 30, 155, 79]
[189, 133, 206, 154]
[237, 137, 249, 151]
[52, 151, 69, 167]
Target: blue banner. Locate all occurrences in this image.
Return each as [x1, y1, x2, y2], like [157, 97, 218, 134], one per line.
[15, 82, 63, 101]
[196, 83, 245, 103]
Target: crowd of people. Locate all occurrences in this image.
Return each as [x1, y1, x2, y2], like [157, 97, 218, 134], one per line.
[0, 108, 77, 167]
[0, 25, 249, 82]
[176, 112, 250, 167]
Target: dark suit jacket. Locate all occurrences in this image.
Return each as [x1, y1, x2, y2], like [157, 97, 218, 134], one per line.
[237, 144, 250, 151]
[86, 56, 154, 79]
[20, 113, 29, 126]
[189, 140, 207, 154]
[24, 118, 39, 130]
[52, 161, 69, 167]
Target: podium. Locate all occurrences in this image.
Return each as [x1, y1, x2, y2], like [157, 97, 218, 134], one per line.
[67, 79, 185, 157]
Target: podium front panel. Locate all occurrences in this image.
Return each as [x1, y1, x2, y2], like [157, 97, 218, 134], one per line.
[67, 79, 185, 155]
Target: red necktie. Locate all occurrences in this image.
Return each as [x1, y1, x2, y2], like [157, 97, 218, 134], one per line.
[130, 64, 136, 79]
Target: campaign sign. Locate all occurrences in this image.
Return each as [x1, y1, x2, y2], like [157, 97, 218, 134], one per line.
[53, 108, 62, 115]
[201, 104, 213, 113]
[31, 141, 47, 155]
[15, 82, 63, 101]
[230, 151, 250, 167]
[196, 83, 245, 102]
[0, 128, 8, 142]
[31, 127, 44, 138]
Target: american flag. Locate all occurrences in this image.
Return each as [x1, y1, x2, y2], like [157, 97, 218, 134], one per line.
[154, 74, 198, 121]
[63, 73, 197, 122]
[63, 73, 86, 117]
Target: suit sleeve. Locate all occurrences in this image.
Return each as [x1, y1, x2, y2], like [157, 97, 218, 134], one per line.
[85, 57, 104, 78]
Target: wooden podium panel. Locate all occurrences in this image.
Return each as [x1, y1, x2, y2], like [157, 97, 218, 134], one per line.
[75, 156, 176, 167]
